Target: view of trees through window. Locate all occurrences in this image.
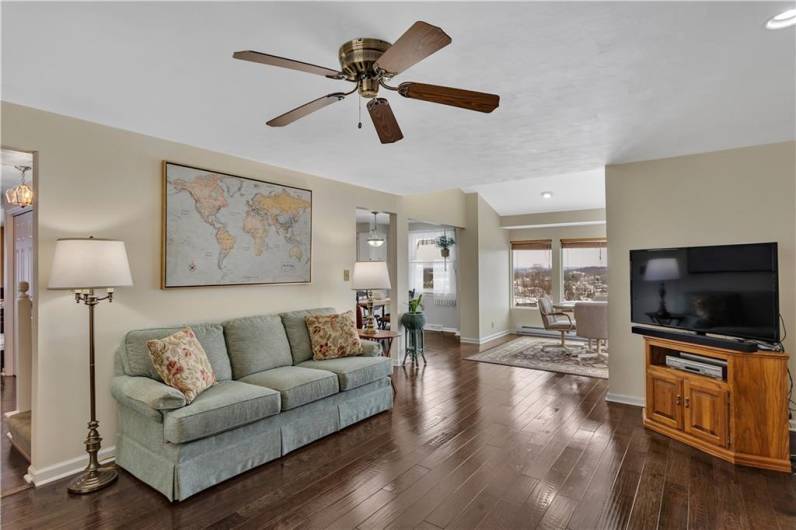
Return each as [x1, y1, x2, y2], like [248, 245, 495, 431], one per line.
[512, 244, 552, 306]
[562, 243, 608, 301]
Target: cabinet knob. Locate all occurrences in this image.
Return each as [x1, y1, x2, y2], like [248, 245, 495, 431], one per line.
[684, 397, 690, 408]
[676, 395, 681, 405]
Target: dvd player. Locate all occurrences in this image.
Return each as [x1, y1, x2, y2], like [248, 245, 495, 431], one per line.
[665, 353, 726, 380]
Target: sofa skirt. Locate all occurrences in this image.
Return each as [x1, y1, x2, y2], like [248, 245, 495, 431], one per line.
[116, 377, 393, 501]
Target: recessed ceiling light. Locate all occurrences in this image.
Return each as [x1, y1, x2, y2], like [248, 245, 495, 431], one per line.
[766, 8, 796, 30]
[541, 191, 553, 199]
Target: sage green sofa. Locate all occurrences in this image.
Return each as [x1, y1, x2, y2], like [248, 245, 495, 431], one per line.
[111, 307, 392, 501]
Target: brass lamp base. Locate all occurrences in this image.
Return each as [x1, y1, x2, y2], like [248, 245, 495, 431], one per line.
[67, 465, 118, 494]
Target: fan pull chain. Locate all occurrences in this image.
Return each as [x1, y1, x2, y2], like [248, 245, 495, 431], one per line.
[357, 95, 363, 129]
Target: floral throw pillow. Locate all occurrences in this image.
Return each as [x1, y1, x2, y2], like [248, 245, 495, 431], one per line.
[305, 311, 363, 361]
[146, 327, 216, 404]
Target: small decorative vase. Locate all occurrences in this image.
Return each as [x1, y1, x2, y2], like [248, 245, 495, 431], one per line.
[440, 247, 450, 258]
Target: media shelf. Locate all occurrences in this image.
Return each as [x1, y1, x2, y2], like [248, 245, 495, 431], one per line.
[642, 334, 791, 472]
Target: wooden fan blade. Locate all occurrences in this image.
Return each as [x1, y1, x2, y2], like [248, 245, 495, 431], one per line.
[267, 93, 347, 127]
[233, 50, 344, 80]
[398, 82, 499, 113]
[367, 98, 404, 144]
[374, 21, 451, 76]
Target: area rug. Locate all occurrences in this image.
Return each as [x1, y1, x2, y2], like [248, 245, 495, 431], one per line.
[465, 336, 609, 379]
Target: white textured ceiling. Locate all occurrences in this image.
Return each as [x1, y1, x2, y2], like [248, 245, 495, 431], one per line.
[2, 2, 794, 197]
[467, 168, 605, 215]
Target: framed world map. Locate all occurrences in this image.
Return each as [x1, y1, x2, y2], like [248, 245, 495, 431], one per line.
[162, 162, 312, 288]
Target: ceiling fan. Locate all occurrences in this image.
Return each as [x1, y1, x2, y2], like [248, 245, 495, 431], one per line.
[233, 21, 500, 144]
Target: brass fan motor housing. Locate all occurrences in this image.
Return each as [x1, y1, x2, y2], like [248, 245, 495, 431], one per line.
[338, 38, 391, 98]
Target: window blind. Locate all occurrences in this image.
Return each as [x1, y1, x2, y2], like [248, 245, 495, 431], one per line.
[511, 240, 552, 251]
[560, 238, 607, 249]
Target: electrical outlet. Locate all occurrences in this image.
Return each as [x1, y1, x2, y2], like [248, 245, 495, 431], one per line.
[343, 269, 350, 281]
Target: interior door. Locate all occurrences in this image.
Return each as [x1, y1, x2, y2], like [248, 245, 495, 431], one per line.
[684, 377, 728, 447]
[646, 367, 683, 430]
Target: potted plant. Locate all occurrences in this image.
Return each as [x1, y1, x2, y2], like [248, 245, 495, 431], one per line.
[401, 293, 426, 330]
[435, 234, 455, 258]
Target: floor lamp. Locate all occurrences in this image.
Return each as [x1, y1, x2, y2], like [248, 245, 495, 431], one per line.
[48, 237, 133, 494]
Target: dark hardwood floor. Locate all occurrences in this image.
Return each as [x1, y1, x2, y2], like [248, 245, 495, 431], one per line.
[2, 332, 795, 529]
[1, 375, 32, 498]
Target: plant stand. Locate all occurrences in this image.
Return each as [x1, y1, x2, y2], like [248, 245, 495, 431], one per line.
[403, 327, 426, 365]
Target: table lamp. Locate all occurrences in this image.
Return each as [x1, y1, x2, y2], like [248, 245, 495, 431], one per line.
[351, 261, 391, 334]
[643, 257, 680, 318]
[48, 236, 133, 494]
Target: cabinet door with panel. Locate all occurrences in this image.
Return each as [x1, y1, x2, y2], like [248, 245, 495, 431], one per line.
[646, 368, 683, 430]
[683, 377, 728, 447]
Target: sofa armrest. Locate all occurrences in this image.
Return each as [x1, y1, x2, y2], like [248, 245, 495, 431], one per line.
[111, 376, 186, 421]
[360, 340, 383, 357]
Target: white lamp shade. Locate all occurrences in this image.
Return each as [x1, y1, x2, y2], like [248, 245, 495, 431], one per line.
[351, 261, 391, 290]
[49, 238, 133, 289]
[643, 257, 680, 282]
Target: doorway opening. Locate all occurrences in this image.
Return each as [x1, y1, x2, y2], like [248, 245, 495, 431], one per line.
[408, 220, 460, 337]
[1, 147, 36, 497]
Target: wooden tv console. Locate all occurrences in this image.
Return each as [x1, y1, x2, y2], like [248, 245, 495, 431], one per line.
[642, 335, 791, 472]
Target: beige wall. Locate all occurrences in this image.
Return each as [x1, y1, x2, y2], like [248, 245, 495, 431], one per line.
[501, 208, 606, 229]
[509, 222, 607, 329]
[606, 142, 796, 402]
[457, 194, 480, 340]
[0, 102, 475, 477]
[476, 195, 511, 339]
[402, 189, 468, 230]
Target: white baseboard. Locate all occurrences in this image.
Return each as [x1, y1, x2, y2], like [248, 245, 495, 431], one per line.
[27, 445, 116, 487]
[606, 392, 645, 407]
[460, 329, 511, 345]
[424, 324, 459, 335]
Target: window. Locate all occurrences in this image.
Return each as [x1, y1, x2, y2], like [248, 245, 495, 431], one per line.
[408, 230, 457, 305]
[561, 238, 608, 302]
[512, 240, 552, 307]
[422, 266, 434, 290]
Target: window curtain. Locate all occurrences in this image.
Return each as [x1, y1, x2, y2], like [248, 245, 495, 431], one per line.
[408, 229, 457, 306]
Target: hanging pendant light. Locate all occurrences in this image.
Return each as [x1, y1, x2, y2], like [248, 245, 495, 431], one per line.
[367, 211, 385, 247]
[5, 165, 33, 208]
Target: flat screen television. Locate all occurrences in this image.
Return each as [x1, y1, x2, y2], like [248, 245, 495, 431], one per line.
[630, 242, 779, 343]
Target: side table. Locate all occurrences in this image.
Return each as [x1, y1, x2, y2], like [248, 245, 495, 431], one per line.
[358, 329, 399, 392]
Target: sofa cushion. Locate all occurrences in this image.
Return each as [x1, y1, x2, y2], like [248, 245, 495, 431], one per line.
[163, 381, 280, 444]
[305, 311, 362, 360]
[240, 366, 339, 410]
[280, 307, 336, 364]
[223, 315, 293, 379]
[146, 328, 216, 404]
[299, 356, 391, 391]
[123, 324, 232, 382]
